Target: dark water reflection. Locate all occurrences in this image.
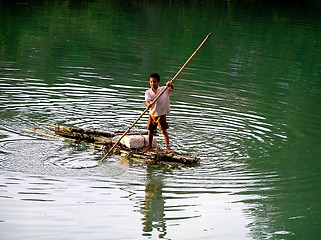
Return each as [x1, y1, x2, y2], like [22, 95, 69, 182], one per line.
[1, 1, 321, 239]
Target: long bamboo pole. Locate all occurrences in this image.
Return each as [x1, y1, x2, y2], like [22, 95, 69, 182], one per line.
[100, 33, 212, 162]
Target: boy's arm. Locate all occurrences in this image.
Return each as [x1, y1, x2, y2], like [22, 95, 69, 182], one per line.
[146, 100, 154, 109]
[145, 90, 152, 108]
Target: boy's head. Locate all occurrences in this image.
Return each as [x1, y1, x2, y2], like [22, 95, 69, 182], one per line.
[150, 73, 160, 82]
[149, 73, 160, 90]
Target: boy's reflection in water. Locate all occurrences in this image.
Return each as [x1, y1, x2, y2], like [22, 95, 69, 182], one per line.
[141, 168, 167, 238]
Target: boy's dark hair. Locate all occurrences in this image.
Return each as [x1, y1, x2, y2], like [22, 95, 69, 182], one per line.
[150, 73, 160, 82]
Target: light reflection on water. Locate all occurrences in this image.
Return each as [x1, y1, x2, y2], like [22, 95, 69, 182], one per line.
[0, 55, 316, 239]
[0, 171, 143, 239]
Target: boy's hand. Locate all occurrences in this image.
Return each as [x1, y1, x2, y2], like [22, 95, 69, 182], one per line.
[166, 81, 173, 90]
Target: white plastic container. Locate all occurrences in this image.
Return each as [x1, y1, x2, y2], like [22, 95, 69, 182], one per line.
[120, 135, 156, 149]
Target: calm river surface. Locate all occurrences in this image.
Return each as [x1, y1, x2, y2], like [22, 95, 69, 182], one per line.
[1, 1, 321, 239]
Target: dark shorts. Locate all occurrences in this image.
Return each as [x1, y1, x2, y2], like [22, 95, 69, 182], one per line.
[147, 114, 169, 131]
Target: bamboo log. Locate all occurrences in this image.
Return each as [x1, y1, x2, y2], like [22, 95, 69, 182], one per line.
[51, 124, 115, 138]
[119, 148, 200, 164]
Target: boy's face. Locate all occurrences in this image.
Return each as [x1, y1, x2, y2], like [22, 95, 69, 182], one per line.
[149, 77, 159, 90]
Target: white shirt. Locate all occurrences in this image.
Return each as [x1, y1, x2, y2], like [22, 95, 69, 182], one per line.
[145, 86, 171, 117]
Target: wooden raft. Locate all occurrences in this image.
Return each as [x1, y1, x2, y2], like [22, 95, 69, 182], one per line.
[47, 124, 200, 166]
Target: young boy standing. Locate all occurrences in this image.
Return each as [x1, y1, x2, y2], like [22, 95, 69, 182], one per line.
[145, 73, 173, 153]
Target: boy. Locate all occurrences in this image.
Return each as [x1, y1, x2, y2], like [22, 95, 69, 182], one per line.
[145, 73, 173, 153]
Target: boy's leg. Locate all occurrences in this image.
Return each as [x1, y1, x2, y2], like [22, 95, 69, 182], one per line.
[146, 115, 157, 150]
[162, 129, 172, 153]
[158, 115, 172, 153]
[148, 129, 154, 149]
[162, 129, 169, 146]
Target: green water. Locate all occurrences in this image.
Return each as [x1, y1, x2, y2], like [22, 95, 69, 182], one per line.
[1, 1, 321, 239]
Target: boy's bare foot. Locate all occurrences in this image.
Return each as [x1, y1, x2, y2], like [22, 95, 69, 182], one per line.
[166, 146, 172, 154]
